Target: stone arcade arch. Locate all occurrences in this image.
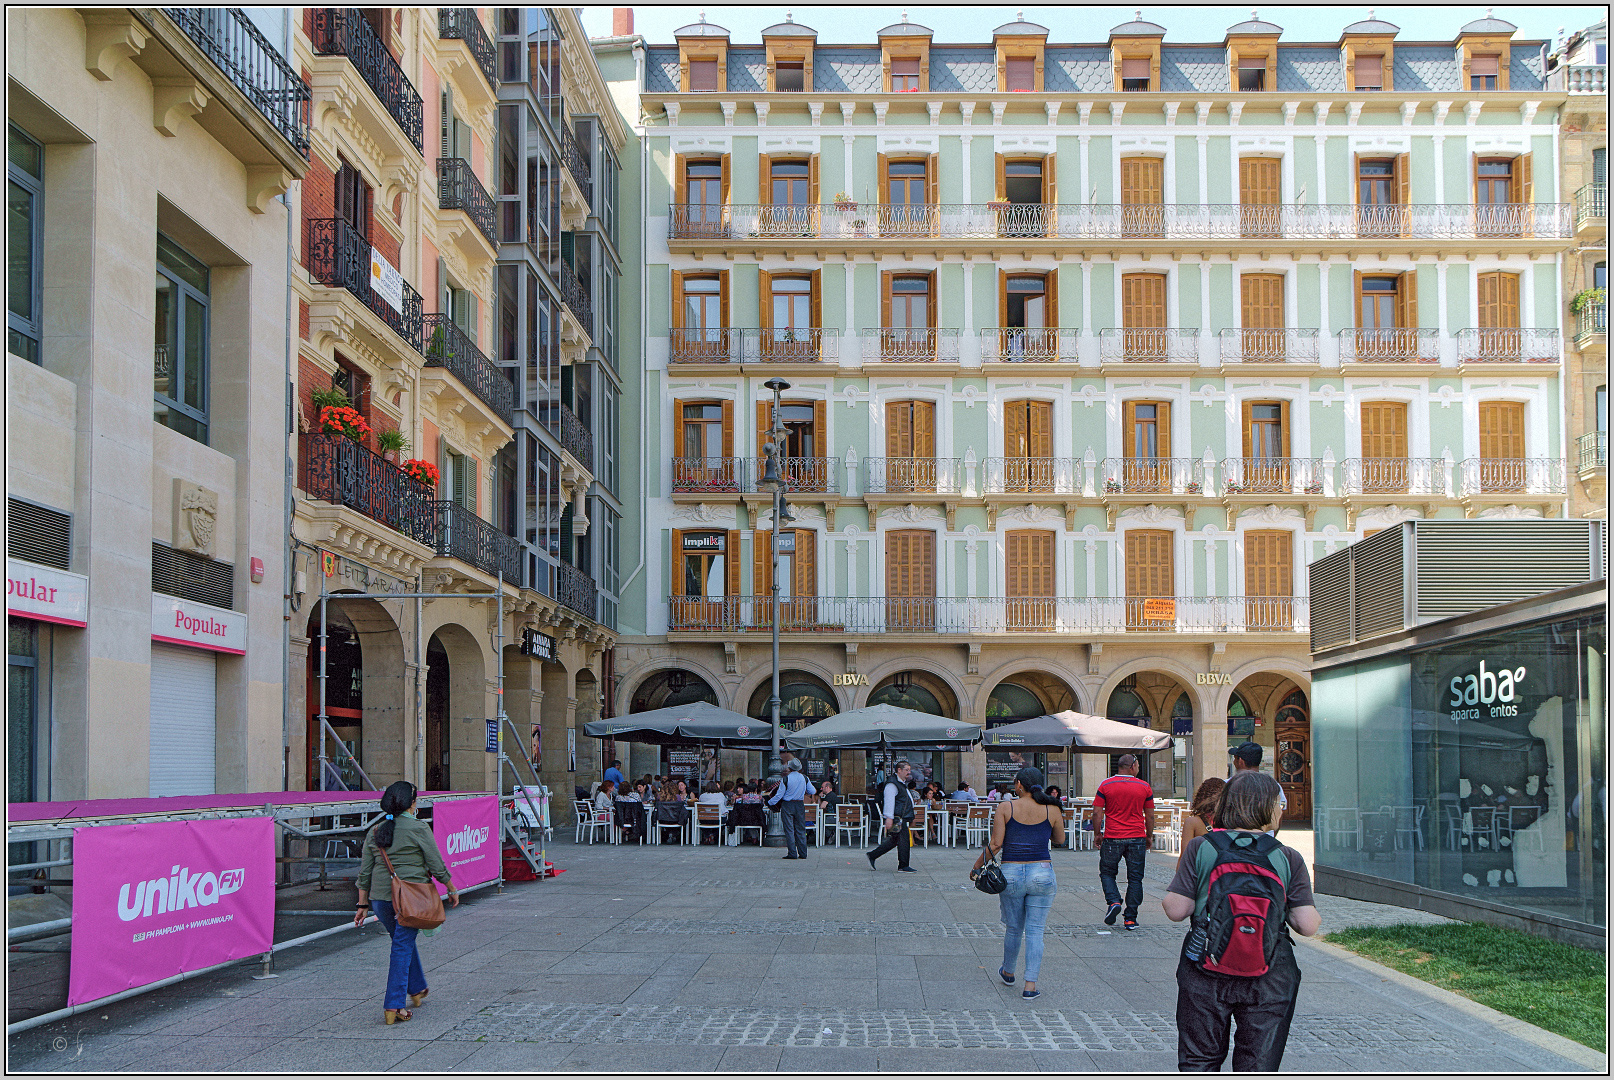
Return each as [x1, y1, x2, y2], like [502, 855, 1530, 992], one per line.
[423, 622, 489, 792]
[303, 595, 407, 791]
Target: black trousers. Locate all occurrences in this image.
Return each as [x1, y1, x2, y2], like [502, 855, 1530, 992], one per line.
[868, 820, 910, 868]
[1098, 837, 1148, 920]
[1175, 945, 1301, 1072]
[778, 800, 807, 856]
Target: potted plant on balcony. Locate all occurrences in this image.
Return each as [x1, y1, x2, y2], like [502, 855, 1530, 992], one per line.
[1103, 478, 1122, 495]
[832, 191, 857, 212]
[377, 427, 410, 463]
[318, 403, 371, 444]
[402, 459, 440, 488]
[1570, 286, 1606, 314]
[1184, 480, 1203, 495]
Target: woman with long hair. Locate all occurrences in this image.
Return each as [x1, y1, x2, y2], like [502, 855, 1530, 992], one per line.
[354, 781, 459, 1025]
[1181, 777, 1225, 845]
[971, 766, 1065, 1000]
[1163, 771, 1320, 1070]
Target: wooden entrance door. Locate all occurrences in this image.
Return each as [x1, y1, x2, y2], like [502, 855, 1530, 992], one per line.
[1275, 694, 1312, 823]
[886, 530, 935, 630]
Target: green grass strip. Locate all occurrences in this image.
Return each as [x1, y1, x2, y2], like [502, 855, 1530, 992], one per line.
[1325, 922, 1606, 1053]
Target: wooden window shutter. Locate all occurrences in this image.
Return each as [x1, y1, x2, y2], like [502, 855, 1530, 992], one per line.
[1471, 151, 1480, 204]
[1394, 153, 1410, 206]
[810, 271, 822, 329]
[720, 154, 731, 204]
[1480, 401, 1525, 459]
[1478, 272, 1497, 328]
[1045, 271, 1059, 328]
[673, 398, 689, 453]
[917, 532, 935, 597]
[793, 529, 816, 597]
[808, 155, 820, 205]
[719, 271, 730, 327]
[995, 154, 1007, 202]
[1351, 153, 1361, 206]
[1028, 400, 1052, 457]
[756, 400, 772, 456]
[758, 155, 772, 204]
[886, 400, 911, 457]
[757, 269, 773, 331]
[1156, 400, 1172, 459]
[1245, 531, 1293, 598]
[1006, 531, 1052, 598]
[1353, 269, 1365, 327]
[671, 272, 686, 330]
[753, 529, 772, 597]
[1361, 402, 1408, 458]
[1515, 153, 1533, 205]
[720, 399, 734, 458]
[913, 400, 935, 458]
[1241, 400, 1254, 458]
[1241, 274, 1284, 328]
[1499, 272, 1519, 328]
[925, 271, 937, 329]
[887, 531, 933, 597]
[726, 530, 742, 597]
[925, 154, 939, 205]
[877, 154, 890, 203]
[1278, 400, 1291, 457]
[880, 270, 893, 328]
[1397, 270, 1418, 329]
[998, 271, 1010, 328]
[1122, 401, 1137, 458]
[1045, 153, 1057, 205]
[885, 530, 905, 596]
[1125, 530, 1174, 598]
[674, 153, 689, 205]
[1005, 400, 1029, 457]
[812, 399, 826, 457]
[670, 530, 686, 595]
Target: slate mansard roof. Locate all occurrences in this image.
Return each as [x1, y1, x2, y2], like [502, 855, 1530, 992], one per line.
[641, 40, 1546, 94]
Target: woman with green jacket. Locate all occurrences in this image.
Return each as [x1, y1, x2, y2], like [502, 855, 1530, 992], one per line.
[353, 781, 459, 1025]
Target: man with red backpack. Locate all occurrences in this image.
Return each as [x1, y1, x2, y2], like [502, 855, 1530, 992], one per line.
[1162, 770, 1321, 1072]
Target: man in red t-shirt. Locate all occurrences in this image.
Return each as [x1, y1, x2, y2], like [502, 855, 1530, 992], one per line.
[1092, 754, 1155, 930]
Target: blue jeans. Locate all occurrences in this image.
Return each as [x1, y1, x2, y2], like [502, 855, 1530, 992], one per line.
[1099, 837, 1148, 920]
[998, 861, 1058, 983]
[371, 900, 427, 1010]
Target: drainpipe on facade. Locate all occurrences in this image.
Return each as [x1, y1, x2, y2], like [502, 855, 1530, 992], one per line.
[615, 39, 651, 608]
[279, 4, 295, 795]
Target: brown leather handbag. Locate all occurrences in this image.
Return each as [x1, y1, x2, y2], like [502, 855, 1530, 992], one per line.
[378, 844, 446, 930]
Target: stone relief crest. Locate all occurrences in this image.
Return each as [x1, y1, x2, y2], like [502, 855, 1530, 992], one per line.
[1117, 504, 1183, 526]
[882, 503, 944, 524]
[1240, 504, 1305, 526]
[998, 504, 1063, 526]
[670, 503, 733, 524]
[174, 481, 218, 557]
[1477, 505, 1543, 520]
[1357, 504, 1423, 528]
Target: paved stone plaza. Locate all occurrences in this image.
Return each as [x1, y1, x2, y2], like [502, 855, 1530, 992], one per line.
[7, 832, 1600, 1073]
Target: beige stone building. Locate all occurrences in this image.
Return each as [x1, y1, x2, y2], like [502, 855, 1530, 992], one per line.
[1550, 20, 1608, 520]
[8, 8, 307, 799]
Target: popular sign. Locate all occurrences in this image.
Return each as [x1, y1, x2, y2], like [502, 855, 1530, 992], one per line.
[7, 558, 88, 627]
[151, 594, 246, 654]
[69, 817, 275, 1005]
[431, 796, 501, 894]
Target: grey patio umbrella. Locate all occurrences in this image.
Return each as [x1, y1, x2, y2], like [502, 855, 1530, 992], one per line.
[583, 701, 778, 749]
[982, 711, 1174, 753]
[784, 704, 982, 750]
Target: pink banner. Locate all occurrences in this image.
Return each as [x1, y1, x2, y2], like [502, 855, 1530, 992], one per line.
[68, 817, 275, 1006]
[432, 796, 501, 894]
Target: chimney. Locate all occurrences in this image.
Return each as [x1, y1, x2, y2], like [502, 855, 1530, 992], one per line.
[612, 7, 633, 36]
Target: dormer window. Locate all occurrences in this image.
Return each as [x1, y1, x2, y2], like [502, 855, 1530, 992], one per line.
[1121, 57, 1151, 91]
[1238, 56, 1266, 91]
[1469, 54, 1498, 90]
[891, 56, 920, 92]
[775, 60, 804, 92]
[1006, 57, 1035, 91]
[1354, 53, 1383, 91]
[689, 59, 718, 91]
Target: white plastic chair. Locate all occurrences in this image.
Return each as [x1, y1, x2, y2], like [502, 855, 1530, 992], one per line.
[573, 800, 594, 844]
[695, 804, 725, 846]
[833, 803, 867, 848]
[959, 805, 992, 847]
[1323, 807, 1361, 851]
[580, 804, 612, 845]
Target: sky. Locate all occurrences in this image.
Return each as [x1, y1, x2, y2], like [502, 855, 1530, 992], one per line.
[578, 5, 1606, 47]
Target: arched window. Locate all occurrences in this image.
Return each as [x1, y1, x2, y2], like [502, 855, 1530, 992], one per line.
[1170, 692, 1194, 721]
[868, 682, 944, 716]
[987, 681, 1045, 721]
[750, 673, 839, 730]
[1107, 686, 1148, 724]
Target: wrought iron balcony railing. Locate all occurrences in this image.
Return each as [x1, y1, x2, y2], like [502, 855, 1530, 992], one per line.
[667, 327, 841, 364]
[1578, 432, 1608, 473]
[1098, 328, 1201, 363]
[1338, 458, 1450, 497]
[437, 8, 496, 91]
[311, 9, 423, 152]
[558, 266, 592, 329]
[434, 501, 520, 584]
[558, 561, 597, 620]
[1338, 328, 1440, 364]
[422, 313, 512, 424]
[667, 202, 1574, 241]
[1576, 183, 1607, 229]
[977, 328, 1080, 363]
[668, 595, 1308, 634]
[982, 458, 1084, 495]
[561, 125, 591, 192]
[1100, 458, 1205, 496]
[1575, 304, 1607, 342]
[672, 457, 745, 493]
[864, 457, 966, 495]
[858, 328, 962, 363]
[306, 218, 423, 354]
[1548, 63, 1607, 94]
[437, 157, 496, 245]
[747, 456, 839, 494]
[1219, 458, 1327, 496]
[558, 403, 592, 473]
[162, 8, 310, 158]
[300, 433, 435, 546]
[1454, 327, 1560, 364]
[1457, 458, 1568, 497]
[1217, 328, 1322, 364]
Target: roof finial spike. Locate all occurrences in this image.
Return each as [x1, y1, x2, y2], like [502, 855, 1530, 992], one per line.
[1252, 9, 1259, 21]
[786, 9, 792, 21]
[1135, 9, 1143, 21]
[1016, 9, 1024, 21]
[1486, 6, 1492, 17]
[901, 9, 908, 23]
[1367, 8, 1375, 20]
[698, 9, 706, 23]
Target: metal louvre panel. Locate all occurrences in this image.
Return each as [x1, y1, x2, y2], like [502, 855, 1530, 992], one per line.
[1350, 528, 1406, 642]
[148, 643, 217, 796]
[1413, 521, 1595, 621]
[151, 542, 235, 610]
[1308, 547, 1353, 652]
[7, 498, 72, 571]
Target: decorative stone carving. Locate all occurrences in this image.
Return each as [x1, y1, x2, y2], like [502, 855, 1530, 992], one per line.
[1357, 504, 1423, 529]
[670, 503, 733, 524]
[997, 504, 1064, 526]
[1240, 504, 1304, 526]
[882, 503, 944, 524]
[1117, 504, 1183, 526]
[174, 480, 219, 557]
[1477, 505, 1543, 520]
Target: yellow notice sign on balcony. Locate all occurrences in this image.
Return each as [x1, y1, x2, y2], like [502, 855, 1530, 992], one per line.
[1142, 598, 1176, 621]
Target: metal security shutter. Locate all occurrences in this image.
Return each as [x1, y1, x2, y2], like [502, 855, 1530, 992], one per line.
[152, 542, 234, 610]
[149, 643, 216, 796]
[1350, 527, 1407, 641]
[1414, 521, 1597, 620]
[7, 498, 72, 570]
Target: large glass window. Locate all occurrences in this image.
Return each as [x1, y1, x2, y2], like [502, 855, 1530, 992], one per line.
[154, 234, 210, 444]
[8, 618, 38, 806]
[8, 124, 42, 363]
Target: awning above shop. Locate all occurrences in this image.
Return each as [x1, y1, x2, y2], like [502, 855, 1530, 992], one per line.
[785, 705, 982, 750]
[983, 711, 1174, 753]
[583, 702, 778, 749]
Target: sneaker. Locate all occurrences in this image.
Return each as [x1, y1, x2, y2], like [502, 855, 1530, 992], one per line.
[896, 866, 918, 873]
[1124, 919, 1139, 931]
[1021, 988, 1041, 1000]
[866, 852, 878, 871]
[1103, 902, 1123, 925]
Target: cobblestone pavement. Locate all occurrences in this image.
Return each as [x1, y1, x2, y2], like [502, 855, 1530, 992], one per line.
[4, 831, 1588, 1074]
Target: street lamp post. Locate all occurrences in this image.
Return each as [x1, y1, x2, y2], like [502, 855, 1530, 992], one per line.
[757, 377, 792, 846]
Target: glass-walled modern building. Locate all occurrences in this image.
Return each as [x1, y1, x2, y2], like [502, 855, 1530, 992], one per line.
[1313, 570, 1605, 948]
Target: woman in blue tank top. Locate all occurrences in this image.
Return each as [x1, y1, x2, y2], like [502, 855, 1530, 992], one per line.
[971, 766, 1065, 999]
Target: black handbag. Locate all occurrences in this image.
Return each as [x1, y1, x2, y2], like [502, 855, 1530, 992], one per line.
[973, 836, 1008, 895]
